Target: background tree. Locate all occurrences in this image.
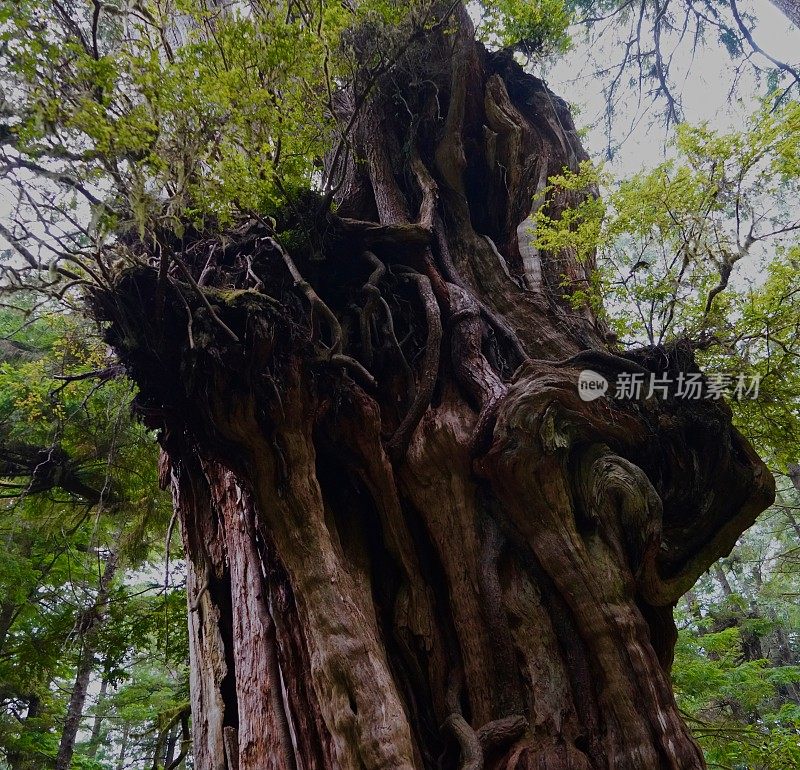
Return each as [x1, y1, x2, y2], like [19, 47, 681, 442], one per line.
[671, 482, 800, 769]
[0, 307, 188, 770]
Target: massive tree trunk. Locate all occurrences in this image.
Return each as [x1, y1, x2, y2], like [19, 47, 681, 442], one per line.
[94, 7, 774, 768]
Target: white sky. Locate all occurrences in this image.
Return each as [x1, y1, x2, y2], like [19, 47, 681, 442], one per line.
[544, 0, 800, 175]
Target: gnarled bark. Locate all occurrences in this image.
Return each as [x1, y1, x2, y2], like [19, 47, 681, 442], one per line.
[94, 7, 774, 768]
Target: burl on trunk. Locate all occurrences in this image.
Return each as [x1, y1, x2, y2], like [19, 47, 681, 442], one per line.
[94, 7, 774, 769]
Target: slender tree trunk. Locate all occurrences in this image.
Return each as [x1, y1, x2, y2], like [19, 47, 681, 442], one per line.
[54, 549, 119, 770]
[712, 563, 733, 598]
[0, 598, 16, 654]
[163, 723, 178, 768]
[782, 508, 800, 542]
[86, 665, 110, 758]
[683, 589, 702, 624]
[116, 723, 129, 770]
[96, 5, 774, 768]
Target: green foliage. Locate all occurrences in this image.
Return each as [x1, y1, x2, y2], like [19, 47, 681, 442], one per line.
[0, 305, 186, 769]
[1, 0, 391, 232]
[673, 503, 800, 769]
[0, 0, 577, 251]
[532, 100, 800, 467]
[529, 160, 607, 265]
[477, 0, 573, 57]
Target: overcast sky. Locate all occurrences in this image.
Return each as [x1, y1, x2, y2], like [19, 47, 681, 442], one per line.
[545, 0, 800, 174]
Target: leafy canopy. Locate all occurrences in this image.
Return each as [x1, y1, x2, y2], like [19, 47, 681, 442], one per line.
[533, 99, 800, 467]
[0, 0, 572, 282]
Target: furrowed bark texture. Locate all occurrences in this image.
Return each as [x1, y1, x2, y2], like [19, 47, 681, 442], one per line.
[95, 10, 774, 769]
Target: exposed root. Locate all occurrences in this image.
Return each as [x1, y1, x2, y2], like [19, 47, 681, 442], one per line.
[553, 348, 649, 375]
[448, 283, 506, 409]
[443, 667, 527, 769]
[444, 713, 483, 770]
[476, 715, 528, 754]
[325, 353, 377, 388]
[265, 236, 343, 354]
[173, 256, 240, 343]
[443, 668, 483, 770]
[434, 219, 528, 368]
[332, 215, 433, 248]
[387, 272, 442, 460]
[377, 295, 415, 403]
[359, 250, 387, 368]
